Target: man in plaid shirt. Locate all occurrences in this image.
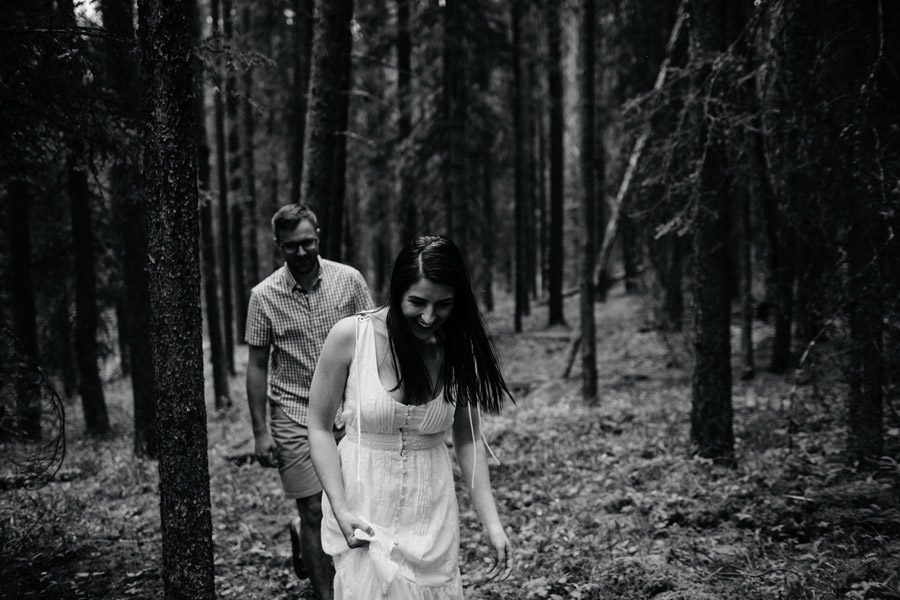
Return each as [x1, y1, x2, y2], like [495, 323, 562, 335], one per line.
[246, 204, 373, 598]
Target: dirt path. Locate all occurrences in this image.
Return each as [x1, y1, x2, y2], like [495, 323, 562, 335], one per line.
[2, 288, 898, 599]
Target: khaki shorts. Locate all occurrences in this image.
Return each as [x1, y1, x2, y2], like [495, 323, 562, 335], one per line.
[269, 402, 343, 500]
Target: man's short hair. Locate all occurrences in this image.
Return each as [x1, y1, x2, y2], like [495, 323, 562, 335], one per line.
[271, 204, 319, 237]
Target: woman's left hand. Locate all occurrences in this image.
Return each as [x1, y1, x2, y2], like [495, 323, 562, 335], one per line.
[485, 526, 513, 582]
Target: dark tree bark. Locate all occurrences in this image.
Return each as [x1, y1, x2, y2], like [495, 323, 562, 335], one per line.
[325, 25, 352, 262]
[301, 0, 354, 257]
[263, 0, 281, 274]
[102, 0, 159, 457]
[289, 0, 314, 205]
[6, 181, 41, 441]
[396, 0, 415, 244]
[480, 142, 495, 312]
[621, 213, 641, 294]
[221, 0, 247, 339]
[442, 0, 470, 254]
[137, 0, 216, 595]
[512, 0, 529, 333]
[739, 187, 755, 380]
[55, 290, 78, 399]
[241, 3, 260, 291]
[211, 0, 235, 374]
[68, 154, 110, 437]
[846, 217, 884, 465]
[752, 108, 794, 373]
[662, 234, 685, 332]
[580, 0, 599, 403]
[689, 0, 735, 464]
[193, 0, 231, 412]
[546, 0, 565, 325]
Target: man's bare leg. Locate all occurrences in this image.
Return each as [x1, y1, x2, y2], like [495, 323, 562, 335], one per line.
[296, 493, 333, 600]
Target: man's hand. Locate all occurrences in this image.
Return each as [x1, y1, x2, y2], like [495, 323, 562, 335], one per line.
[254, 432, 278, 468]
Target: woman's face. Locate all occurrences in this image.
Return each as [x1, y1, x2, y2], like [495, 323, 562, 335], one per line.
[400, 277, 456, 341]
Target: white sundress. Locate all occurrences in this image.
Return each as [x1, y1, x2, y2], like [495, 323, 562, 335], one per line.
[320, 314, 464, 599]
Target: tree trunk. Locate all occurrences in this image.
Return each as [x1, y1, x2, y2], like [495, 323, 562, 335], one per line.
[662, 234, 685, 332]
[241, 3, 260, 291]
[263, 0, 281, 274]
[5, 181, 41, 441]
[739, 188, 755, 380]
[222, 0, 247, 339]
[325, 26, 352, 262]
[546, 0, 565, 326]
[193, 0, 231, 412]
[621, 213, 641, 294]
[137, 0, 216, 594]
[846, 218, 884, 466]
[289, 0, 314, 205]
[211, 0, 235, 374]
[480, 145, 495, 312]
[580, 0, 599, 403]
[102, 0, 158, 457]
[512, 0, 528, 333]
[68, 153, 110, 437]
[442, 0, 470, 258]
[752, 107, 793, 373]
[301, 0, 354, 257]
[396, 0, 415, 244]
[688, 0, 735, 464]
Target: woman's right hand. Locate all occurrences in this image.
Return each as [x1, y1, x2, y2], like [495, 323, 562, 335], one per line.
[334, 508, 374, 549]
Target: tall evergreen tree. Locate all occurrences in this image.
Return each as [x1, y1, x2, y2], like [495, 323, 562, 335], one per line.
[137, 0, 215, 594]
[688, 0, 735, 463]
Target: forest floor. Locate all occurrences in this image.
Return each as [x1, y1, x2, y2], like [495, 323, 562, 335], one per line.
[2, 285, 900, 600]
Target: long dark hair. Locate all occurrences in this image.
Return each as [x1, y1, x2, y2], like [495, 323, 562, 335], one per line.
[385, 236, 512, 413]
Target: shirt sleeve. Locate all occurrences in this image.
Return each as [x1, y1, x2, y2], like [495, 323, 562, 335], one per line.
[244, 289, 272, 346]
[353, 271, 375, 312]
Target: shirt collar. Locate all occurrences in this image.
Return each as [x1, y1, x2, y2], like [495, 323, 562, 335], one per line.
[282, 258, 324, 292]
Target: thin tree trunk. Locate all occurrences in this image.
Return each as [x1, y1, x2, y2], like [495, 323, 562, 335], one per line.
[739, 188, 755, 380]
[752, 107, 794, 373]
[138, 0, 215, 594]
[301, 0, 354, 256]
[242, 3, 260, 290]
[512, 0, 528, 333]
[68, 154, 110, 436]
[846, 218, 884, 465]
[689, 0, 735, 464]
[6, 181, 41, 441]
[222, 0, 247, 338]
[289, 0, 314, 205]
[525, 40, 539, 306]
[663, 234, 685, 331]
[102, 0, 158, 457]
[580, 0, 598, 403]
[56, 290, 79, 399]
[396, 0, 415, 244]
[211, 0, 235, 374]
[546, 0, 565, 326]
[326, 26, 352, 262]
[193, 0, 231, 412]
[481, 145, 495, 312]
[263, 0, 280, 274]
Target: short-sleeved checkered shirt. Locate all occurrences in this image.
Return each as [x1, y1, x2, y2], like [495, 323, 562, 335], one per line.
[245, 258, 374, 426]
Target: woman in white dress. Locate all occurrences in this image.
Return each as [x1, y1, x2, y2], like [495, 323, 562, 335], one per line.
[308, 235, 514, 599]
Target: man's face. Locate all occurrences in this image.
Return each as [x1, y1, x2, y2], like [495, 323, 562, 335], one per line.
[277, 220, 319, 276]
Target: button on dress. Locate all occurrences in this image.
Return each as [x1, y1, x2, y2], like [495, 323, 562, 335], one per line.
[321, 315, 464, 599]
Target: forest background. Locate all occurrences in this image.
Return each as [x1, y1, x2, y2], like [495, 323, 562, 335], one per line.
[1, 0, 898, 598]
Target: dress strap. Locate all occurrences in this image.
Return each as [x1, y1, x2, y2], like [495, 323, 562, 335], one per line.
[354, 314, 367, 486]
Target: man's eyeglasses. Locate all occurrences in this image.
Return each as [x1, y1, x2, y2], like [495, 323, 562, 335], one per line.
[279, 238, 318, 253]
